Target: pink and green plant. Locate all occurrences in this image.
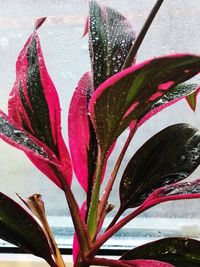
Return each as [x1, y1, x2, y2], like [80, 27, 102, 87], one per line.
[0, 0, 200, 266]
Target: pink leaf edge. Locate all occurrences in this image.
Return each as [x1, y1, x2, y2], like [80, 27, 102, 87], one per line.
[89, 53, 198, 121]
[143, 178, 200, 209]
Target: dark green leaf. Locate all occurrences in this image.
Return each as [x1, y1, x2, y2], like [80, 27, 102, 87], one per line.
[120, 123, 200, 209]
[120, 237, 200, 267]
[0, 192, 56, 267]
[89, 55, 200, 154]
[89, 0, 135, 89]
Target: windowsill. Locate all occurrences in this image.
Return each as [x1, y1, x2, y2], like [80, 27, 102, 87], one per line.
[0, 254, 71, 267]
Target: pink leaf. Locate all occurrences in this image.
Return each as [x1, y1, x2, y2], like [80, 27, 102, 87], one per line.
[68, 72, 93, 192]
[82, 17, 89, 38]
[121, 259, 175, 267]
[8, 18, 72, 187]
[35, 17, 47, 30]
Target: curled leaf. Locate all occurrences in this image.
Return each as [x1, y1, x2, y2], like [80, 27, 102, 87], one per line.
[18, 193, 65, 267]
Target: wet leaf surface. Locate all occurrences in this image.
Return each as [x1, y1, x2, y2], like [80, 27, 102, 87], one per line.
[0, 111, 58, 163]
[89, 54, 200, 154]
[7, 19, 72, 187]
[120, 123, 200, 210]
[89, 0, 135, 89]
[145, 178, 200, 207]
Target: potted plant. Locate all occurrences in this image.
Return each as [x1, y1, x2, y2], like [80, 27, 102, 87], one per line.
[0, 0, 200, 266]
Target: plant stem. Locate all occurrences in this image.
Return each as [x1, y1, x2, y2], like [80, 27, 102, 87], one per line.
[52, 166, 91, 257]
[105, 206, 124, 231]
[89, 204, 147, 256]
[122, 0, 165, 69]
[42, 215, 66, 267]
[97, 129, 136, 225]
[87, 147, 105, 239]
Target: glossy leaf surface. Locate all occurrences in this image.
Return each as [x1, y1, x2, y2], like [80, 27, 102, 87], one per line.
[120, 237, 200, 267]
[89, 54, 200, 154]
[8, 19, 72, 187]
[144, 178, 200, 207]
[0, 111, 58, 164]
[137, 82, 198, 131]
[89, 0, 135, 89]
[120, 123, 200, 209]
[0, 192, 56, 267]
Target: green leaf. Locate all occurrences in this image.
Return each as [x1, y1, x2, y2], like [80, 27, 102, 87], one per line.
[89, 54, 200, 154]
[120, 123, 200, 210]
[0, 192, 56, 267]
[120, 237, 200, 267]
[185, 85, 199, 111]
[89, 0, 135, 89]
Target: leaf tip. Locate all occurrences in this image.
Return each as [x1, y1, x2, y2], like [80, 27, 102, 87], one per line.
[35, 17, 47, 31]
[82, 17, 89, 38]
